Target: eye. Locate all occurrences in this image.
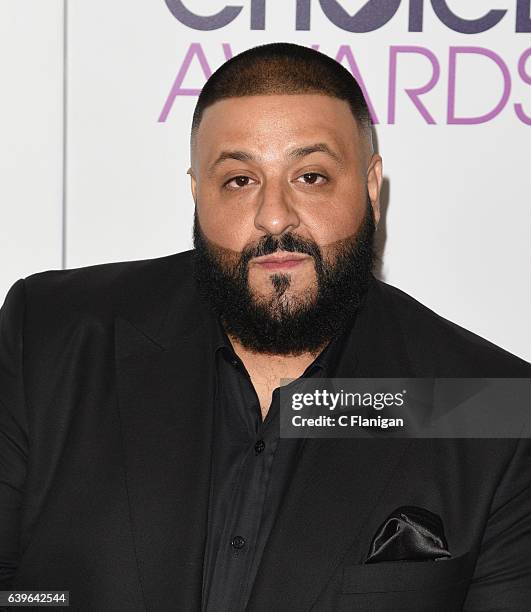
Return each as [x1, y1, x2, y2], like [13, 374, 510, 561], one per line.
[224, 175, 255, 190]
[296, 172, 327, 185]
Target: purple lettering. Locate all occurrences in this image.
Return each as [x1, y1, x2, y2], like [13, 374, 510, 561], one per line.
[158, 43, 213, 122]
[388, 46, 440, 124]
[164, 1, 243, 31]
[250, 0, 266, 29]
[408, 0, 424, 32]
[431, 0, 506, 34]
[515, 48, 531, 124]
[516, 0, 531, 32]
[448, 47, 511, 124]
[296, 0, 311, 30]
[318, 0, 401, 33]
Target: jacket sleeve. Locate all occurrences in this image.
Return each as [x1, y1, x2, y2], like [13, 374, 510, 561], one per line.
[0, 279, 29, 589]
[464, 436, 531, 610]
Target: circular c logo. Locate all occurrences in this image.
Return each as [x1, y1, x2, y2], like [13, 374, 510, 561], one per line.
[319, 0, 402, 32]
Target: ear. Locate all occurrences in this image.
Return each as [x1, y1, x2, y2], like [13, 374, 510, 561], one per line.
[187, 167, 197, 204]
[367, 154, 383, 228]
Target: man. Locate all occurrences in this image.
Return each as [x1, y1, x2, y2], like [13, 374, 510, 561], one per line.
[0, 42, 530, 611]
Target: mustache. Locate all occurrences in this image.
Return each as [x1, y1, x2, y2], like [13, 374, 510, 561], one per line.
[238, 232, 322, 268]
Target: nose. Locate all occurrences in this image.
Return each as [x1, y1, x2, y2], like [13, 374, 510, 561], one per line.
[253, 178, 300, 236]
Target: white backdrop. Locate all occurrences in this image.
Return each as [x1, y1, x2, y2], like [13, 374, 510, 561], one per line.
[1, 1, 64, 289]
[1, 0, 530, 361]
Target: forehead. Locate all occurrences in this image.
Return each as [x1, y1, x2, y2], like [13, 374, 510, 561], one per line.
[193, 93, 363, 164]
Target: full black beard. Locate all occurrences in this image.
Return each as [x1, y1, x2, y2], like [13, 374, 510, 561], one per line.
[192, 199, 376, 355]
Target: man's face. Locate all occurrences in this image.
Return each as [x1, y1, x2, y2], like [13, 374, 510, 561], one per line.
[189, 93, 383, 353]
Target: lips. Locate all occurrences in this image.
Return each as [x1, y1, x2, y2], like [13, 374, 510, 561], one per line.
[252, 252, 310, 270]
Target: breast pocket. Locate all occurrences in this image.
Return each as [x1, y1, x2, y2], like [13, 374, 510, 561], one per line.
[337, 552, 473, 612]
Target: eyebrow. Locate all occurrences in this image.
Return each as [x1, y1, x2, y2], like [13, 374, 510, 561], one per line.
[288, 143, 343, 165]
[208, 150, 254, 176]
[207, 142, 343, 176]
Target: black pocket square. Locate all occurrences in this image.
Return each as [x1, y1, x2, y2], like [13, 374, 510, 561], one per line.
[366, 505, 451, 563]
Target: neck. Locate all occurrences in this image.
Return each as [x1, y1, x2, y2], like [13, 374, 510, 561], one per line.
[229, 335, 325, 418]
[228, 334, 328, 418]
[229, 334, 325, 375]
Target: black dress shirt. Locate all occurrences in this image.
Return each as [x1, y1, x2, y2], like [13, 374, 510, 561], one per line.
[201, 319, 348, 611]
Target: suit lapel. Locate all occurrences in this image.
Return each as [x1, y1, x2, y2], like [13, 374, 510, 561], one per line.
[114, 258, 418, 612]
[114, 255, 216, 611]
[248, 276, 416, 611]
[247, 438, 411, 611]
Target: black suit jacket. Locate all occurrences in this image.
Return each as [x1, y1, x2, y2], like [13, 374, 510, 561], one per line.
[1, 249, 530, 611]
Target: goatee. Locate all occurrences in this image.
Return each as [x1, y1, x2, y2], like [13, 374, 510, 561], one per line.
[192, 199, 376, 355]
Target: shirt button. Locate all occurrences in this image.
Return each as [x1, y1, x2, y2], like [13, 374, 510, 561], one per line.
[231, 358, 239, 367]
[254, 439, 266, 454]
[231, 535, 246, 550]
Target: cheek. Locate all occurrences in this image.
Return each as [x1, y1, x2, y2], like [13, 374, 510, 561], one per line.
[196, 192, 256, 252]
[299, 200, 365, 249]
[197, 183, 367, 251]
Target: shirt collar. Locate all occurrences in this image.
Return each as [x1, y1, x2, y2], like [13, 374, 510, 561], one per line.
[209, 312, 353, 379]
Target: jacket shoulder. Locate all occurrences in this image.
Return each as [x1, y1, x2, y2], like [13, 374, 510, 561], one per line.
[375, 279, 531, 376]
[21, 249, 194, 328]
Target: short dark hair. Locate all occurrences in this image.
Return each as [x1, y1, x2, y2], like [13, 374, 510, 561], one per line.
[191, 42, 372, 146]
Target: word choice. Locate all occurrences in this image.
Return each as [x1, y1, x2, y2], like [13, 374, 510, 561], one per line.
[165, 1, 531, 34]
